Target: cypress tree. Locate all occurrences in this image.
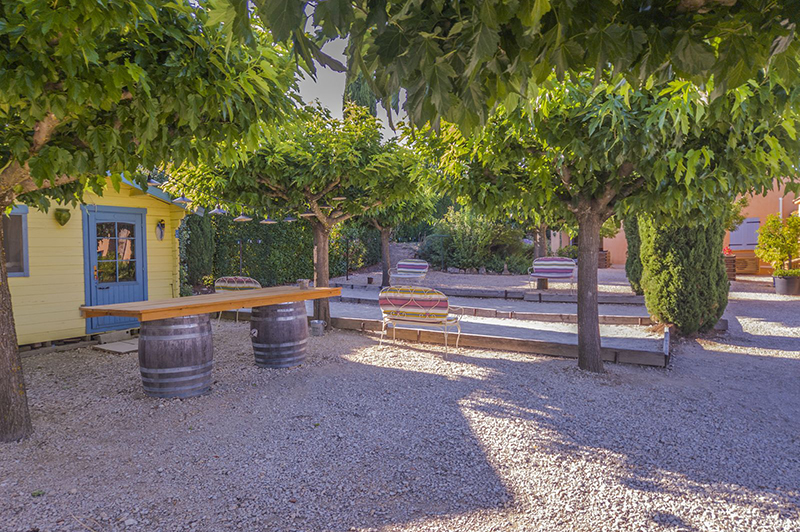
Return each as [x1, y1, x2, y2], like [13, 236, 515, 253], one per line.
[640, 216, 729, 336]
[624, 215, 643, 295]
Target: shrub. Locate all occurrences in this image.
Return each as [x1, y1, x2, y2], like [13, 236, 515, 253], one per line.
[556, 245, 578, 259]
[624, 215, 644, 295]
[772, 268, 800, 277]
[506, 252, 533, 274]
[639, 216, 729, 336]
[754, 213, 800, 271]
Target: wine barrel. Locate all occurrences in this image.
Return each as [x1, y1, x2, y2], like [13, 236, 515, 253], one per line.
[250, 302, 309, 368]
[138, 314, 213, 398]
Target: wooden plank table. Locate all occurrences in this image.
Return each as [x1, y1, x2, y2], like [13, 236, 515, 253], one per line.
[80, 286, 340, 322]
[80, 286, 341, 398]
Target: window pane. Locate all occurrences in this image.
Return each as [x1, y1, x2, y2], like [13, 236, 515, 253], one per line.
[2, 215, 24, 274]
[97, 238, 117, 260]
[118, 260, 136, 282]
[97, 222, 116, 238]
[117, 239, 135, 261]
[117, 223, 135, 239]
[98, 261, 117, 283]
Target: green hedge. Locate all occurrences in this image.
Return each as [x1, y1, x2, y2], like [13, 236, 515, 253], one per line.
[624, 215, 644, 295]
[639, 216, 728, 336]
[180, 214, 382, 290]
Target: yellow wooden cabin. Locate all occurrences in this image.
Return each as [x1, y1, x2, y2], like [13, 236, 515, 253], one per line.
[4, 180, 187, 346]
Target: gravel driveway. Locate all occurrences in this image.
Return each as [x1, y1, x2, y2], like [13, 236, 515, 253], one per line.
[1, 288, 798, 531]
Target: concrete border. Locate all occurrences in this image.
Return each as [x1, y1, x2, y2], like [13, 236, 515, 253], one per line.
[331, 317, 668, 368]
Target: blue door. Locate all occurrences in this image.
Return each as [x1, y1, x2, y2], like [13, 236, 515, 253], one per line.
[83, 206, 148, 333]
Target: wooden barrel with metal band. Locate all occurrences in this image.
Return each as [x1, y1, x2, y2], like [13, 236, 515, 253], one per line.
[250, 302, 309, 368]
[138, 314, 213, 398]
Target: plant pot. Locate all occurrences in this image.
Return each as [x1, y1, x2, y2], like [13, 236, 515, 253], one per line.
[773, 276, 800, 296]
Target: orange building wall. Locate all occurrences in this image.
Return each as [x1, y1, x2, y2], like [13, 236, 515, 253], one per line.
[578, 181, 798, 273]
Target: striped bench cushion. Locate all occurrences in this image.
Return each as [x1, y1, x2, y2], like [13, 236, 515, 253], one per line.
[379, 286, 449, 324]
[530, 258, 576, 279]
[214, 276, 262, 291]
[395, 259, 429, 275]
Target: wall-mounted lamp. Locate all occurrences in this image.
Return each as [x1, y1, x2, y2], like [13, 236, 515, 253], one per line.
[155, 219, 166, 241]
[54, 208, 71, 226]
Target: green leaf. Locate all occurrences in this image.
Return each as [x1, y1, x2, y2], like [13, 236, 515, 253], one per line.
[671, 34, 716, 75]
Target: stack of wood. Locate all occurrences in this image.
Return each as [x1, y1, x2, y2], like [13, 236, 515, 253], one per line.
[724, 255, 737, 281]
[598, 250, 611, 269]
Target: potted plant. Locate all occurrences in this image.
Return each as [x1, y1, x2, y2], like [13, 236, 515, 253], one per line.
[754, 213, 800, 295]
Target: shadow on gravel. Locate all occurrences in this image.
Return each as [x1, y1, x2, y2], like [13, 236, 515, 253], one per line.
[4, 329, 799, 531]
[725, 300, 800, 330]
[442, 346, 800, 526]
[722, 316, 800, 351]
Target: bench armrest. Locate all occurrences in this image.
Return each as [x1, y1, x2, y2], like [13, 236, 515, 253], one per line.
[449, 306, 465, 320]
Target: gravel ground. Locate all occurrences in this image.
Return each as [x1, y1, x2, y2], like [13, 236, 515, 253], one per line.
[2, 282, 799, 532]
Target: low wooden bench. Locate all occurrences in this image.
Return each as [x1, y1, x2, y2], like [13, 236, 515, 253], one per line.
[81, 286, 340, 398]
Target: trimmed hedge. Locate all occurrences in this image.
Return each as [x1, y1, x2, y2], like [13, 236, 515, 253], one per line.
[639, 216, 729, 336]
[180, 214, 382, 290]
[624, 215, 643, 295]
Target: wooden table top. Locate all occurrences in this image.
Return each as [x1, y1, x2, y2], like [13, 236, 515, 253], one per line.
[80, 286, 341, 322]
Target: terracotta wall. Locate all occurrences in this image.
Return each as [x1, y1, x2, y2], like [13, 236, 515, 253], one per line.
[565, 181, 798, 272]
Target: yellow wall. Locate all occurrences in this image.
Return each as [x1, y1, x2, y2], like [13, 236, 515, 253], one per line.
[8, 184, 185, 345]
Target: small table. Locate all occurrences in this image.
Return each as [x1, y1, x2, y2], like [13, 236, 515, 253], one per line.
[81, 286, 340, 398]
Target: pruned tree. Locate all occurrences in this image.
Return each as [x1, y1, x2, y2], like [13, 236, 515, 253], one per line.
[366, 188, 435, 286]
[171, 104, 413, 324]
[0, 0, 296, 442]
[412, 73, 800, 372]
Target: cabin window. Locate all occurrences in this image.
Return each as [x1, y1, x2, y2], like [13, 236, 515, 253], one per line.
[2, 205, 29, 277]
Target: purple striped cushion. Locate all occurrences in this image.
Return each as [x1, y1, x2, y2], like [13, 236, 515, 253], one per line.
[396, 260, 429, 274]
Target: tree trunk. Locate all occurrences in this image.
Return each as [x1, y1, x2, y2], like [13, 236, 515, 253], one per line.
[380, 227, 391, 287]
[311, 220, 331, 327]
[0, 217, 33, 442]
[576, 211, 604, 373]
[534, 223, 548, 258]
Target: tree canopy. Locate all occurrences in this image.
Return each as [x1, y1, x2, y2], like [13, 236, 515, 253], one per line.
[242, 0, 800, 131]
[410, 72, 800, 371]
[168, 104, 416, 322]
[0, 0, 297, 442]
[0, 0, 297, 211]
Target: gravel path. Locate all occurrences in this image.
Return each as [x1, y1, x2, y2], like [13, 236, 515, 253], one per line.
[2, 284, 798, 531]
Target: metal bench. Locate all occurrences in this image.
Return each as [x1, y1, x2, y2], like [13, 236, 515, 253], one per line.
[378, 286, 463, 351]
[214, 276, 261, 322]
[389, 259, 429, 285]
[528, 257, 577, 291]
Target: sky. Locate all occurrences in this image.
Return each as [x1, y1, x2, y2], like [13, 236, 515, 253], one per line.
[296, 39, 402, 140]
